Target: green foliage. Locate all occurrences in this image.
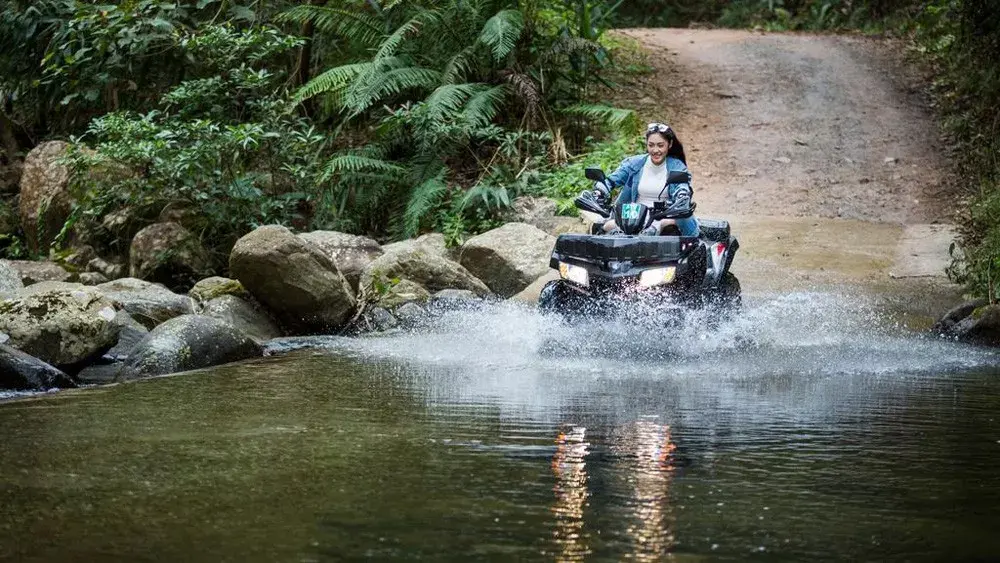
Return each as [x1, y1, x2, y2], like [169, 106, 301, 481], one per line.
[533, 134, 643, 214]
[64, 23, 323, 260]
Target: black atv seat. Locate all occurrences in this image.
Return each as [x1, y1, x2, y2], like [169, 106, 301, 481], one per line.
[699, 218, 730, 242]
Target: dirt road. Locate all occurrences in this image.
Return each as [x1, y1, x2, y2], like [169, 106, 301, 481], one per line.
[622, 29, 963, 316]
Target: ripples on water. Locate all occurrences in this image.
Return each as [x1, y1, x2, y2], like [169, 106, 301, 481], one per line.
[4, 291, 1000, 562]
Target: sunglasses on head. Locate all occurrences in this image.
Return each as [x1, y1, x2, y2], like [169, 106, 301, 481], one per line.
[646, 122, 671, 134]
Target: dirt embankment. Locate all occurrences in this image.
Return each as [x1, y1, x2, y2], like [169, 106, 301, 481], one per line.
[619, 29, 963, 316]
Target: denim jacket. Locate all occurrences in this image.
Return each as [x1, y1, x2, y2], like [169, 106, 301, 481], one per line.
[606, 154, 698, 236]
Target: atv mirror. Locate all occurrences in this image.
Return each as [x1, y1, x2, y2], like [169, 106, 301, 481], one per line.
[585, 167, 606, 183]
[667, 170, 692, 184]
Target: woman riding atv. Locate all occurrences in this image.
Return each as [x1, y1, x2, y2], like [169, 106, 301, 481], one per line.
[594, 122, 698, 236]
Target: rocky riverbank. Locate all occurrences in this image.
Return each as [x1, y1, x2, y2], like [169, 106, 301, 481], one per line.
[0, 212, 581, 391]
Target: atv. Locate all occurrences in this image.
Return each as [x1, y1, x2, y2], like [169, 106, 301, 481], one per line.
[538, 167, 741, 319]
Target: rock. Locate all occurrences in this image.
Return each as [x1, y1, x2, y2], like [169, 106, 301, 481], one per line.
[79, 271, 109, 285]
[100, 208, 134, 235]
[511, 271, 560, 303]
[129, 222, 212, 291]
[773, 156, 792, 164]
[0, 259, 23, 297]
[459, 223, 555, 298]
[18, 141, 72, 254]
[932, 298, 988, 334]
[229, 225, 356, 334]
[103, 310, 149, 362]
[366, 307, 399, 332]
[87, 257, 126, 280]
[122, 314, 262, 379]
[431, 289, 479, 303]
[883, 156, 898, 165]
[6, 259, 76, 285]
[394, 302, 426, 325]
[188, 276, 248, 304]
[96, 278, 194, 329]
[0, 284, 119, 368]
[60, 244, 97, 269]
[0, 344, 76, 390]
[297, 231, 383, 290]
[75, 362, 123, 385]
[511, 195, 557, 224]
[382, 233, 455, 261]
[376, 279, 431, 310]
[937, 303, 1000, 345]
[262, 335, 345, 356]
[359, 245, 490, 300]
[202, 295, 282, 344]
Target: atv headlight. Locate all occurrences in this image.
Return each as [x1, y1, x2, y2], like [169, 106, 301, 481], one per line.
[638, 266, 676, 288]
[559, 262, 589, 287]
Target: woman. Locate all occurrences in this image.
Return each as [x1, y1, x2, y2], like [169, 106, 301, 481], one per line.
[598, 122, 698, 236]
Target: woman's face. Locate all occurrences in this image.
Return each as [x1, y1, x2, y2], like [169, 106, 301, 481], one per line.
[646, 133, 670, 165]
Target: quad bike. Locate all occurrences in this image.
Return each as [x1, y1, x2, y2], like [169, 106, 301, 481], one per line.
[538, 167, 740, 320]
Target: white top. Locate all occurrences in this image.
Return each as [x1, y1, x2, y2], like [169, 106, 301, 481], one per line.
[636, 157, 667, 206]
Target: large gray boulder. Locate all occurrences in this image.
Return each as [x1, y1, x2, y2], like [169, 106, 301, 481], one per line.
[18, 141, 72, 254]
[0, 284, 119, 368]
[122, 314, 262, 379]
[509, 196, 587, 236]
[0, 344, 76, 390]
[96, 278, 195, 329]
[129, 221, 212, 290]
[459, 222, 555, 298]
[229, 225, 356, 334]
[382, 233, 456, 261]
[6, 260, 76, 285]
[202, 295, 282, 344]
[359, 246, 490, 299]
[374, 279, 431, 310]
[297, 231, 383, 290]
[0, 259, 23, 297]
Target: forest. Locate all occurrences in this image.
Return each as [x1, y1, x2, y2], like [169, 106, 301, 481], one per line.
[0, 0, 996, 295]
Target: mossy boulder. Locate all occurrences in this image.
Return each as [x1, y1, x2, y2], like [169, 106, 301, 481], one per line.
[189, 276, 248, 304]
[121, 314, 262, 379]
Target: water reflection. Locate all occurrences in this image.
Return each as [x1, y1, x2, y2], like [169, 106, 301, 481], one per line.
[551, 425, 591, 561]
[610, 417, 676, 562]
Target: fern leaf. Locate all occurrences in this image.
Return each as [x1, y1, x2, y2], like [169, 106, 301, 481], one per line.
[277, 6, 382, 46]
[375, 11, 438, 61]
[424, 83, 479, 118]
[561, 103, 641, 135]
[345, 65, 441, 116]
[403, 168, 448, 238]
[441, 47, 476, 84]
[462, 84, 509, 127]
[321, 153, 405, 183]
[478, 9, 523, 62]
[295, 62, 371, 104]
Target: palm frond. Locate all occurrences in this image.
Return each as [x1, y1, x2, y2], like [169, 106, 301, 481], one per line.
[462, 84, 509, 127]
[542, 35, 602, 63]
[561, 103, 641, 135]
[277, 5, 382, 46]
[478, 9, 524, 62]
[402, 168, 448, 238]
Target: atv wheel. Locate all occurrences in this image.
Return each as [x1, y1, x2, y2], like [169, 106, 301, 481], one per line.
[717, 271, 741, 308]
[538, 279, 586, 315]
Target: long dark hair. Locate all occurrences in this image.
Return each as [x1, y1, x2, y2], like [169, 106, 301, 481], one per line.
[646, 128, 687, 165]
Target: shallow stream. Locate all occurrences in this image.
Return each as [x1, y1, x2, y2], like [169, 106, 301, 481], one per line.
[2, 292, 999, 561]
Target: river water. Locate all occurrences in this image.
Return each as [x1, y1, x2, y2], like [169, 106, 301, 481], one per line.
[2, 291, 1000, 561]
